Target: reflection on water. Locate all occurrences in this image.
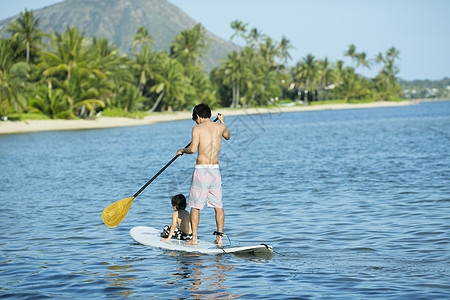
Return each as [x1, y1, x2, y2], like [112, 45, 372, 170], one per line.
[104, 263, 138, 298]
[168, 253, 240, 299]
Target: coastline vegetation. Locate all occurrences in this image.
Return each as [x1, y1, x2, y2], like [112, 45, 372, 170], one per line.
[1, 10, 405, 120]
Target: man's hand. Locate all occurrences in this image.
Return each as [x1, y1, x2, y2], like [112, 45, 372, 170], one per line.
[217, 113, 225, 123]
[176, 148, 184, 156]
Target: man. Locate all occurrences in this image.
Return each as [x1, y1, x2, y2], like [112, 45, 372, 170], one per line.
[176, 104, 230, 245]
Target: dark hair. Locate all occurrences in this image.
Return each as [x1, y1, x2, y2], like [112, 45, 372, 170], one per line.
[171, 194, 187, 210]
[192, 104, 211, 121]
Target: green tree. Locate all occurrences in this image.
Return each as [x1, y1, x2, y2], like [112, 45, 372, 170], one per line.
[185, 67, 218, 108]
[240, 46, 279, 106]
[345, 45, 371, 72]
[148, 54, 192, 112]
[317, 57, 335, 100]
[246, 27, 265, 49]
[356, 52, 371, 70]
[132, 26, 153, 51]
[318, 58, 334, 87]
[0, 40, 19, 116]
[91, 37, 134, 111]
[258, 36, 279, 69]
[28, 81, 68, 118]
[340, 67, 359, 101]
[293, 54, 318, 103]
[170, 24, 210, 67]
[38, 27, 106, 118]
[276, 36, 293, 69]
[221, 50, 246, 108]
[134, 43, 159, 97]
[230, 20, 248, 45]
[7, 9, 47, 63]
[344, 44, 357, 66]
[373, 47, 401, 100]
[109, 84, 146, 113]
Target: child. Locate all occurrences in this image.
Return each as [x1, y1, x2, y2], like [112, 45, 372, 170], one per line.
[160, 194, 192, 241]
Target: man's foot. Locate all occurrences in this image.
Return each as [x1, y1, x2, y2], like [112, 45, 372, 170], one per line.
[213, 231, 223, 245]
[185, 238, 198, 245]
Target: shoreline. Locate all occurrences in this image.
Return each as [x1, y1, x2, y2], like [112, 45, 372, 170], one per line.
[0, 101, 415, 135]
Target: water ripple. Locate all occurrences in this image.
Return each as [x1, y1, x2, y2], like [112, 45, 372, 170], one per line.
[1, 102, 449, 298]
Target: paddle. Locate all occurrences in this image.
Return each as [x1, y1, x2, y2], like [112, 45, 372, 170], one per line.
[102, 116, 219, 228]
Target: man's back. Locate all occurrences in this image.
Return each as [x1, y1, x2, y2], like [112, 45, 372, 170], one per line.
[195, 121, 227, 165]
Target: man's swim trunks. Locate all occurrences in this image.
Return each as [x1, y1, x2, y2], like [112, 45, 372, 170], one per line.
[189, 164, 223, 209]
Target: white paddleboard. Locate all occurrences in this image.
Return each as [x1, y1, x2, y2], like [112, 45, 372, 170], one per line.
[130, 226, 273, 255]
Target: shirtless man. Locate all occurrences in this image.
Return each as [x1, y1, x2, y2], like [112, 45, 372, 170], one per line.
[176, 104, 230, 245]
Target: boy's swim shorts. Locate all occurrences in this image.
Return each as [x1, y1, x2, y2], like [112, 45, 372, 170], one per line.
[189, 164, 223, 209]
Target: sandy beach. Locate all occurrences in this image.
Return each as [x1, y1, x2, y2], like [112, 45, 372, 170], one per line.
[0, 101, 414, 135]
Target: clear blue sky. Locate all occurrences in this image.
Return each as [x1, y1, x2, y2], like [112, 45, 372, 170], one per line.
[1, 0, 449, 81]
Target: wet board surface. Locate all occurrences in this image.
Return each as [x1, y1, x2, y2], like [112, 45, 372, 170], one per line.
[130, 226, 273, 255]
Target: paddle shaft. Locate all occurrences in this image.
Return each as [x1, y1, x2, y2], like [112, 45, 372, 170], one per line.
[133, 117, 219, 198]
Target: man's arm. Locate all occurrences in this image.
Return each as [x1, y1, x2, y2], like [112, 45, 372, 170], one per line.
[176, 126, 199, 156]
[217, 113, 230, 140]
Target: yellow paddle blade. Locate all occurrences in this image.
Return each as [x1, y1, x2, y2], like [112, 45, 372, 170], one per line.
[102, 196, 135, 228]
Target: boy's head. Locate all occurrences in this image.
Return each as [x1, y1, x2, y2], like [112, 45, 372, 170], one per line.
[171, 194, 187, 210]
[192, 104, 211, 121]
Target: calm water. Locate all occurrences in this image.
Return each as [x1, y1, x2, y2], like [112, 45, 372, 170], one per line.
[1, 101, 449, 299]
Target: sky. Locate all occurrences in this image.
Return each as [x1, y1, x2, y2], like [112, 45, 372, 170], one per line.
[1, 0, 449, 81]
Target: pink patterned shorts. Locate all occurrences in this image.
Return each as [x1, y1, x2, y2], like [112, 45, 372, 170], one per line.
[189, 165, 223, 209]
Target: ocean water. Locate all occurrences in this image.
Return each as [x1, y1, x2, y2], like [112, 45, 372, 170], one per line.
[0, 101, 449, 299]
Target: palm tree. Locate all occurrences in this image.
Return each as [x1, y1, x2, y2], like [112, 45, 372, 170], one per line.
[340, 67, 359, 101]
[148, 56, 192, 112]
[277, 36, 293, 68]
[131, 28, 154, 98]
[374, 47, 401, 100]
[356, 52, 371, 70]
[38, 27, 106, 117]
[185, 67, 217, 108]
[0, 40, 29, 116]
[317, 57, 335, 99]
[28, 81, 68, 118]
[91, 38, 133, 109]
[246, 27, 265, 48]
[170, 24, 210, 67]
[334, 60, 345, 82]
[91, 38, 131, 82]
[293, 54, 318, 103]
[230, 20, 248, 45]
[375, 52, 384, 65]
[40, 27, 86, 85]
[7, 9, 46, 63]
[344, 44, 357, 65]
[134, 44, 158, 96]
[387, 47, 400, 60]
[222, 50, 246, 108]
[0, 40, 18, 116]
[132, 26, 154, 51]
[259, 36, 279, 69]
[110, 84, 146, 113]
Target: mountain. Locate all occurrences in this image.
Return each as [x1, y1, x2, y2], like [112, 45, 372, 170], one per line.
[0, 0, 238, 71]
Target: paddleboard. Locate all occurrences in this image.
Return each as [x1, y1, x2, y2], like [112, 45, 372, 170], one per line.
[130, 226, 273, 255]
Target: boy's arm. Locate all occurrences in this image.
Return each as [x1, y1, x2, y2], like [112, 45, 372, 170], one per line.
[177, 126, 199, 155]
[161, 212, 178, 241]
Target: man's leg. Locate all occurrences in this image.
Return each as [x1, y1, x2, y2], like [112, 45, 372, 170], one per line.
[214, 207, 224, 244]
[186, 208, 200, 245]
